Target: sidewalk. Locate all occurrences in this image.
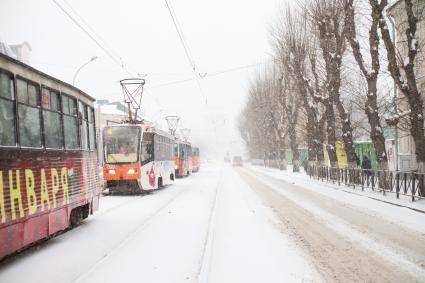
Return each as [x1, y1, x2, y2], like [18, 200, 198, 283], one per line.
[248, 164, 425, 230]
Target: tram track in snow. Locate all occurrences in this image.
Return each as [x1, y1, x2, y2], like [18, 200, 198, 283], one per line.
[0, 182, 187, 265]
[195, 167, 223, 283]
[69, 179, 195, 283]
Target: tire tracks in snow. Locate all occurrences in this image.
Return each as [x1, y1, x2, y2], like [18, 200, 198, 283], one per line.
[237, 167, 425, 283]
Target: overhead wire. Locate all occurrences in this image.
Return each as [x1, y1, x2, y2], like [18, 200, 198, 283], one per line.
[51, 0, 133, 77]
[52, 0, 172, 126]
[148, 60, 274, 89]
[163, 0, 225, 156]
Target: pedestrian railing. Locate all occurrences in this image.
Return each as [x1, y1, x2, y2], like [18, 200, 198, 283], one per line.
[307, 166, 425, 201]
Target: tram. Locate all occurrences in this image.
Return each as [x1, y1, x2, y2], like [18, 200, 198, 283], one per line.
[0, 53, 100, 260]
[174, 140, 192, 178]
[192, 146, 200, 172]
[102, 124, 175, 193]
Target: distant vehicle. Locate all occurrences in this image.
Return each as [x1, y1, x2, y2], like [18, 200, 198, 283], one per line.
[232, 156, 243, 166]
[192, 147, 200, 172]
[174, 140, 192, 178]
[103, 125, 175, 193]
[0, 53, 101, 260]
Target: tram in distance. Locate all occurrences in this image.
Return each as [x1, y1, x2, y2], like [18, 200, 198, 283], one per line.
[103, 124, 175, 193]
[174, 140, 192, 178]
[192, 146, 200, 173]
[0, 53, 100, 260]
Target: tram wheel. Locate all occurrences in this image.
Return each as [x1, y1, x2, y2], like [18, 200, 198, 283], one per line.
[70, 208, 83, 227]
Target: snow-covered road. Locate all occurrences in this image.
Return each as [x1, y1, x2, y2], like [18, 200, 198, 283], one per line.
[0, 163, 319, 283]
[239, 165, 425, 282]
[1, 163, 424, 282]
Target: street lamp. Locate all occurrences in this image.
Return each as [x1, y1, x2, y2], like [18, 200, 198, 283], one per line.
[72, 56, 98, 86]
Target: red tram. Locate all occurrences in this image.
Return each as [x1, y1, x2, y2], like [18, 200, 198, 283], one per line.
[192, 147, 200, 172]
[102, 124, 175, 193]
[174, 140, 192, 178]
[0, 53, 100, 260]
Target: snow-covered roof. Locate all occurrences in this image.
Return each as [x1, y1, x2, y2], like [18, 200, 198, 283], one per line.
[0, 40, 17, 59]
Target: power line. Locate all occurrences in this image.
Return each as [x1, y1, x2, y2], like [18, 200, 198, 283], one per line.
[147, 60, 273, 89]
[51, 0, 134, 77]
[163, 0, 221, 156]
[163, 0, 208, 103]
[164, 0, 196, 70]
[52, 0, 171, 126]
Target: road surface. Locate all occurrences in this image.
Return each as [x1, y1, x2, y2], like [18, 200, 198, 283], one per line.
[1, 163, 424, 283]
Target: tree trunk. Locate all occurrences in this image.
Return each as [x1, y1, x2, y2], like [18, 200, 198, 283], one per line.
[325, 104, 338, 168]
[290, 132, 300, 172]
[345, 0, 388, 170]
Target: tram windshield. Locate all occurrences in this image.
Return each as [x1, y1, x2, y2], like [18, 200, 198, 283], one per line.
[103, 126, 140, 163]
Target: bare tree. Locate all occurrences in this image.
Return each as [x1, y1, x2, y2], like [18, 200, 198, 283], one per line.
[308, 0, 359, 167]
[344, 0, 388, 170]
[274, 7, 326, 167]
[375, 0, 425, 173]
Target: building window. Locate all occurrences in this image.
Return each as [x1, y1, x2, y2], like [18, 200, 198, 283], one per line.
[17, 78, 42, 148]
[0, 72, 16, 146]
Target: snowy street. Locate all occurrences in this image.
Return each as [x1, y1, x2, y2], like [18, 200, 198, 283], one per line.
[1, 163, 425, 283]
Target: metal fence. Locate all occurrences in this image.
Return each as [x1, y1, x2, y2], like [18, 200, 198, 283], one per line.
[307, 166, 425, 201]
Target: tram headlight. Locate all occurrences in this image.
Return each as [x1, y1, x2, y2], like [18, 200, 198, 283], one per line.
[108, 169, 116, 175]
[127, 168, 136, 174]
[175, 165, 178, 170]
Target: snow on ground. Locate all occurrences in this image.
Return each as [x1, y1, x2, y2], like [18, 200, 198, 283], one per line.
[0, 162, 320, 283]
[202, 165, 321, 283]
[249, 165, 425, 234]
[238, 166, 425, 282]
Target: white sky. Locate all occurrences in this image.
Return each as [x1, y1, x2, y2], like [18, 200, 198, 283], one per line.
[0, 0, 284, 158]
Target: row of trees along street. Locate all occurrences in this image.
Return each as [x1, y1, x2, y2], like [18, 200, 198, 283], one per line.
[239, 0, 424, 173]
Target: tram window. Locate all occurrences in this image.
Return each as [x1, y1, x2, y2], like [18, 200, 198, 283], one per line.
[43, 110, 63, 149]
[0, 72, 16, 146]
[28, 84, 39, 106]
[42, 87, 60, 111]
[16, 79, 40, 106]
[70, 98, 77, 115]
[19, 105, 42, 147]
[174, 143, 178, 157]
[64, 115, 79, 149]
[79, 102, 89, 150]
[80, 120, 88, 150]
[62, 95, 69, 114]
[62, 95, 78, 116]
[41, 88, 50, 108]
[88, 108, 96, 150]
[141, 140, 153, 165]
[0, 99, 16, 146]
[0, 72, 14, 100]
[16, 79, 27, 103]
[51, 91, 60, 111]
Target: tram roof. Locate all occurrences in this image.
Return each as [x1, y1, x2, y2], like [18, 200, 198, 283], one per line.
[104, 123, 174, 140]
[0, 52, 95, 102]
